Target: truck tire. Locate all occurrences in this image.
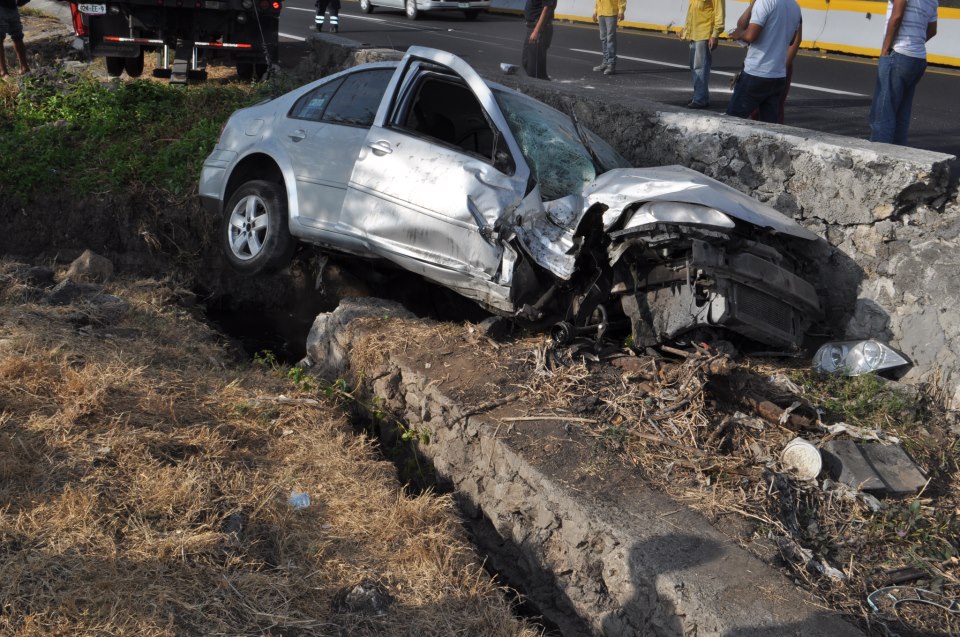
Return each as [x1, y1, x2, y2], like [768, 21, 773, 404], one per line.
[124, 51, 145, 78]
[405, 0, 418, 20]
[236, 62, 254, 81]
[221, 180, 295, 275]
[359, 0, 374, 12]
[105, 56, 125, 78]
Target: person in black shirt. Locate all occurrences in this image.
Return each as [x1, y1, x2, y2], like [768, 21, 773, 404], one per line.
[522, 0, 556, 79]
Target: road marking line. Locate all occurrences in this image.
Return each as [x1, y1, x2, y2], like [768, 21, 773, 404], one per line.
[280, 32, 307, 41]
[569, 47, 867, 96]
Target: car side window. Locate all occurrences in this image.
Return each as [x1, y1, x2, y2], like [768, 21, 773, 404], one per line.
[395, 75, 510, 171]
[289, 77, 344, 122]
[322, 69, 395, 127]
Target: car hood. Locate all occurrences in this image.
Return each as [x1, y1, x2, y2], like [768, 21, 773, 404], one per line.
[586, 166, 819, 240]
[518, 165, 819, 281]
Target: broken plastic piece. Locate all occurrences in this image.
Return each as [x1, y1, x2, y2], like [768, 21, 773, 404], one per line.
[812, 340, 909, 376]
[780, 437, 822, 480]
[822, 440, 927, 497]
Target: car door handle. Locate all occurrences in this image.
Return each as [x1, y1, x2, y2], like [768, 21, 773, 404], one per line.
[367, 140, 393, 156]
[288, 129, 306, 142]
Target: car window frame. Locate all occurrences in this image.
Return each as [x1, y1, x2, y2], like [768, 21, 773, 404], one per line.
[387, 71, 511, 169]
[287, 76, 345, 122]
[288, 68, 395, 128]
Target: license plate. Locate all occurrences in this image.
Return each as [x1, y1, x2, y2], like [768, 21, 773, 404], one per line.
[457, 2, 470, 6]
[79, 3, 107, 14]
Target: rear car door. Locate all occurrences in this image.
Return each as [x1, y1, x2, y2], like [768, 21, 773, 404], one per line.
[275, 68, 394, 240]
[341, 48, 531, 304]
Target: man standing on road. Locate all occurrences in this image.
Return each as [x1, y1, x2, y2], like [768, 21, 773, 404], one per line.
[681, 0, 725, 108]
[726, 0, 801, 123]
[868, 0, 938, 145]
[522, 0, 556, 80]
[314, 0, 340, 33]
[592, 0, 626, 76]
[0, 0, 30, 78]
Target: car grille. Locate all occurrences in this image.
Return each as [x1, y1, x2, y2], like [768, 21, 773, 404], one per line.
[735, 284, 795, 336]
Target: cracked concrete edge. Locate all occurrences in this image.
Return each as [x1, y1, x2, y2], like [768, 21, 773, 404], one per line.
[305, 299, 866, 637]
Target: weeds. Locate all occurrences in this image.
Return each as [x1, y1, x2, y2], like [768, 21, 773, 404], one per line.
[0, 70, 260, 200]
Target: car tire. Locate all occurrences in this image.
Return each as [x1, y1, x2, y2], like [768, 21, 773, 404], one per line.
[105, 56, 125, 78]
[124, 51, 145, 78]
[405, 0, 418, 20]
[221, 180, 295, 275]
[463, 9, 479, 19]
[359, 0, 374, 12]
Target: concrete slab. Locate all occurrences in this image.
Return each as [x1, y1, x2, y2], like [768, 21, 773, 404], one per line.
[305, 299, 866, 636]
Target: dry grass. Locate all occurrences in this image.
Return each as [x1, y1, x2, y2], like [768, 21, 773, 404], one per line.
[491, 340, 960, 636]
[0, 263, 539, 637]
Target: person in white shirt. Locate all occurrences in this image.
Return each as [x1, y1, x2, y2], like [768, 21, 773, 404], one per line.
[726, 0, 801, 123]
[868, 0, 938, 145]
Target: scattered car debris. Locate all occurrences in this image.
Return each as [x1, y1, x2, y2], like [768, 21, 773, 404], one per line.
[821, 440, 928, 497]
[813, 339, 910, 376]
[201, 46, 823, 355]
[867, 586, 959, 637]
[780, 437, 822, 480]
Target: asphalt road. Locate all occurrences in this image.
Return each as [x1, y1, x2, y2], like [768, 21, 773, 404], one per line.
[275, 2, 960, 158]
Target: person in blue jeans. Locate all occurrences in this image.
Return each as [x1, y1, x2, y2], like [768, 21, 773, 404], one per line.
[592, 0, 626, 76]
[681, 0, 725, 109]
[868, 0, 938, 145]
[726, 0, 800, 123]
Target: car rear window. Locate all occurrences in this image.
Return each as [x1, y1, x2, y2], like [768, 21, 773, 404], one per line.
[289, 77, 345, 122]
[322, 69, 395, 127]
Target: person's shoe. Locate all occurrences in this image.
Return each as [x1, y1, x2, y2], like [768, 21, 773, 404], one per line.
[592, 63, 608, 72]
[685, 100, 708, 109]
[330, 25, 338, 33]
[603, 66, 615, 75]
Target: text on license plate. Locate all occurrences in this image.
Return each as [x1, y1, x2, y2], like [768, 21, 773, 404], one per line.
[79, 3, 107, 14]
[457, 2, 470, 6]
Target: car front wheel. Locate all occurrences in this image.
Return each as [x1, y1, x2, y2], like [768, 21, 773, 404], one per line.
[359, 0, 374, 12]
[221, 180, 295, 274]
[405, 0, 419, 19]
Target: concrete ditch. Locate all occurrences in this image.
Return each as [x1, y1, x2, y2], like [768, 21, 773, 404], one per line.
[301, 297, 865, 637]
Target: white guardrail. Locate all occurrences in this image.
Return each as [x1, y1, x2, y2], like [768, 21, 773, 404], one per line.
[490, 0, 960, 68]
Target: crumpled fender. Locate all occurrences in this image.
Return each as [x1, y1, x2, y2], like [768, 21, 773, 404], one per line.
[585, 165, 819, 241]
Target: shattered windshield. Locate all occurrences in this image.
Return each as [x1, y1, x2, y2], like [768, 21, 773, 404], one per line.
[494, 89, 629, 201]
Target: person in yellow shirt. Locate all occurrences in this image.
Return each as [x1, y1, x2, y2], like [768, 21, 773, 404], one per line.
[592, 0, 626, 75]
[681, 0, 725, 108]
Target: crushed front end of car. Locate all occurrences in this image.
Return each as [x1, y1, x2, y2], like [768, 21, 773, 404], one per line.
[510, 166, 823, 352]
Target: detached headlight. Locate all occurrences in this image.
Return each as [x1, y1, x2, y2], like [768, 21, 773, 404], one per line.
[812, 340, 909, 376]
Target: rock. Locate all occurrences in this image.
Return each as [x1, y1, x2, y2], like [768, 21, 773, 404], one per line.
[45, 279, 85, 305]
[65, 249, 114, 283]
[301, 297, 414, 381]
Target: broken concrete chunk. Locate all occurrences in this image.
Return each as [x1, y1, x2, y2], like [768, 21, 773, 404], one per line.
[65, 249, 114, 283]
[822, 440, 927, 497]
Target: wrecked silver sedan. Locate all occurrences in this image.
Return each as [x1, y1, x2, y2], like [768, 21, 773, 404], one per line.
[200, 47, 822, 350]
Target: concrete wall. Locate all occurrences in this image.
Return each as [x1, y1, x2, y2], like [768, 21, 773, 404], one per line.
[491, 0, 960, 68]
[300, 38, 960, 409]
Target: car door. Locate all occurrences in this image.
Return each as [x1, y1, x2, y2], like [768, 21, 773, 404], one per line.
[275, 68, 394, 242]
[340, 48, 532, 306]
